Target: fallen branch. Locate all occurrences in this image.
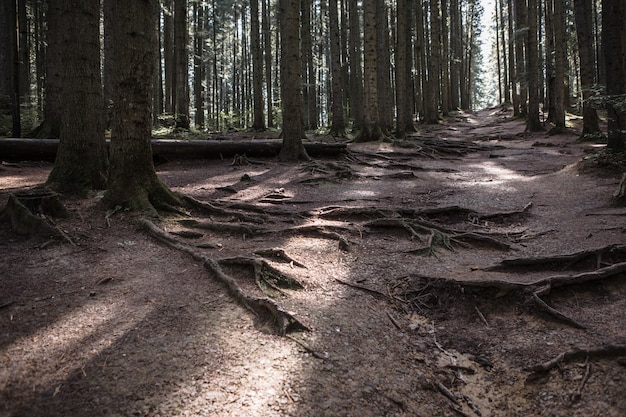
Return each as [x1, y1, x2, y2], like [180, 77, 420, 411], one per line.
[335, 278, 394, 302]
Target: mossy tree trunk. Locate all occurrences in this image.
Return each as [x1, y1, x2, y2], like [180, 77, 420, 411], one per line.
[105, 0, 181, 215]
[46, 0, 108, 194]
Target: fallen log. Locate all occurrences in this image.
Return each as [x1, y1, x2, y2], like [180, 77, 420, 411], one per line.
[0, 138, 347, 161]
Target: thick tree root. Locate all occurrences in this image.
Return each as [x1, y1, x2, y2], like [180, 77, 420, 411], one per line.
[253, 248, 307, 268]
[181, 195, 266, 224]
[140, 218, 307, 335]
[524, 345, 626, 373]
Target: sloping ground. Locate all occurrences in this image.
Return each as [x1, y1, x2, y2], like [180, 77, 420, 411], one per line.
[1, 108, 625, 417]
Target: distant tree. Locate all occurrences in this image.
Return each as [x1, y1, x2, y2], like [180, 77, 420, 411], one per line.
[278, 0, 309, 161]
[193, 1, 205, 128]
[105, 0, 181, 213]
[513, 0, 527, 116]
[602, 0, 626, 152]
[262, 0, 274, 127]
[573, 0, 601, 136]
[425, 0, 442, 124]
[376, 0, 392, 131]
[46, 0, 108, 194]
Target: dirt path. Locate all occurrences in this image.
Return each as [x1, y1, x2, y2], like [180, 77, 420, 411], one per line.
[1, 108, 626, 417]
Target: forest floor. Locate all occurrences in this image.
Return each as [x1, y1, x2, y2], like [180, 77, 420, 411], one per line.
[1, 107, 626, 417]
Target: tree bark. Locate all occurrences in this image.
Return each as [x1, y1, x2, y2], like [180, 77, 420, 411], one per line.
[551, 0, 567, 132]
[329, 0, 346, 135]
[251, 0, 265, 131]
[603, 0, 626, 152]
[278, 0, 309, 161]
[174, 0, 190, 129]
[46, 0, 108, 194]
[193, 2, 205, 129]
[0, 0, 15, 131]
[525, 0, 544, 131]
[348, 0, 364, 130]
[424, 0, 442, 124]
[514, 0, 527, 116]
[106, 0, 181, 214]
[262, 0, 274, 128]
[573, 0, 601, 136]
[376, 0, 392, 132]
[395, 0, 413, 137]
[354, 0, 386, 142]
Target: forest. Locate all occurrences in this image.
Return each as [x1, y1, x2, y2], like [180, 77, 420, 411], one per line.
[1, 0, 626, 416]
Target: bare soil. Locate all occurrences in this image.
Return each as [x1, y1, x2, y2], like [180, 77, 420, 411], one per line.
[1, 108, 626, 417]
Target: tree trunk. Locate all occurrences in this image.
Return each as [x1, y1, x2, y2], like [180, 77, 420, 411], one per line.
[193, 2, 205, 129]
[0, 0, 15, 130]
[262, 0, 274, 128]
[376, 0, 392, 132]
[355, 0, 386, 142]
[449, 0, 461, 110]
[174, 0, 190, 129]
[278, 0, 309, 161]
[514, 0, 527, 116]
[329, 0, 346, 135]
[425, 0, 442, 124]
[499, 0, 510, 103]
[508, 0, 519, 115]
[47, 0, 108, 194]
[603, 0, 626, 152]
[395, 0, 412, 137]
[164, 0, 175, 114]
[348, 0, 364, 130]
[440, 0, 450, 116]
[106, 0, 181, 214]
[525, 0, 544, 131]
[573, 0, 601, 136]
[251, 0, 265, 131]
[551, 0, 567, 132]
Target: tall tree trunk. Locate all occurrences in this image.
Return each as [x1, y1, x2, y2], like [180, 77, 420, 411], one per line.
[355, 0, 385, 142]
[348, 0, 363, 130]
[301, 0, 313, 129]
[47, 0, 108, 194]
[251, 0, 265, 130]
[194, 2, 205, 128]
[425, 0, 442, 124]
[508, 0, 519, 115]
[395, 0, 413, 136]
[262, 0, 274, 127]
[174, 0, 190, 129]
[603, 0, 626, 152]
[514, 0, 527, 116]
[154, 6, 164, 125]
[415, 0, 427, 119]
[449, 0, 461, 110]
[544, 0, 555, 122]
[106, 0, 181, 214]
[440, 0, 450, 116]
[551, 0, 567, 132]
[376, 0, 392, 131]
[329, 0, 346, 135]
[498, 0, 510, 103]
[526, 0, 544, 131]
[164, 0, 175, 114]
[0, 0, 16, 131]
[29, 0, 62, 138]
[278, 0, 309, 161]
[573, 0, 600, 136]
[17, 0, 29, 101]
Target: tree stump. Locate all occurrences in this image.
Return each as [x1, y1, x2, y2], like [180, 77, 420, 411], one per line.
[1, 190, 68, 238]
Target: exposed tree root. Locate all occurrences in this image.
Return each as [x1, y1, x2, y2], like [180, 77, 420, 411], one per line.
[253, 248, 307, 268]
[181, 195, 266, 224]
[140, 218, 307, 335]
[524, 345, 626, 373]
[178, 219, 264, 237]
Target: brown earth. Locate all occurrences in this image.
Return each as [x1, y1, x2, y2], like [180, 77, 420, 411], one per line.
[1, 107, 626, 417]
